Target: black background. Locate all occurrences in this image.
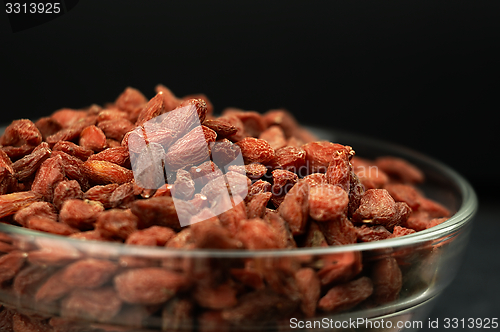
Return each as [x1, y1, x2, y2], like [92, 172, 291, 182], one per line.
[1, 1, 499, 329]
[1, 0, 499, 195]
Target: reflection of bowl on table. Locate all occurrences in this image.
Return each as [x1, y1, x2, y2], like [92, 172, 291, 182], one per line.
[0, 127, 477, 331]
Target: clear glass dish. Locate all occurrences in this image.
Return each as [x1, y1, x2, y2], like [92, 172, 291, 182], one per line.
[0, 127, 478, 332]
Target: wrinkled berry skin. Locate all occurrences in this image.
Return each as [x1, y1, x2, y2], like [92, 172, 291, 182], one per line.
[0, 84, 456, 329]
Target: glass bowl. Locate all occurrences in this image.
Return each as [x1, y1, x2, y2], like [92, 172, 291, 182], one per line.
[0, 127, 477, 332]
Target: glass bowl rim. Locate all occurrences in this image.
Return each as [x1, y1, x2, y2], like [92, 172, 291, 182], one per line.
[0, 128, 478, 258]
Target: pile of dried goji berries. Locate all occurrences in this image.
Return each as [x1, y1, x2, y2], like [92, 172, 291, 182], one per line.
[0, 85, 452, 330]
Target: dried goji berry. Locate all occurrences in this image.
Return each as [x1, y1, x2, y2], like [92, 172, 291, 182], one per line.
[171, 169, 196, 200]
[59, 199, 104, 231]
[46, 115, 97, 145]
[308, 184, 349, 222]
[35, 269, 73, 302]
[27, 216, 79, 235]
[317, 251, 363, 286]
[426, 217, 449, 229]
[98, 118, 135, 142]
[164, 126, 213, 171]
[13, 264, 54, 297]
[375, 156, 424, 184]
[155, 84, 183, 112]
[216, 197, 247, 237]
[0, 175, 14, 196]
[356, 224, 392, 242]
[104, 139, 124, 150]
[12, 142, 51, 181]
[222, 108, 266, 138]
[270, 169, 298, 208]
[69, 230, 111, 242]
[0, 251, 26, 284]
[287, 136, 304, 147]
[143, 124, 179, 151]
[246, 192, 272, 219]
[130, 196, 196, 230]
[203, 118, 238, 139]
[31, 155, 65, 201]
[348, 170, 365, 218]
[394, 201, 412, 228]
[0, 191, 41, 219]
[384, 183, 421, 210]
[79, 125, 107, 152]
[295, 268, 321, 317]
[190, 210, 242, 249]
[12, 313, 53, 332]
[200, 171, 250, 204]
[219, 114, 246, 142]
[0, 119, 42, 147]
[235, 218, 283, 249]
[115, 87, 148, 116]
[130, 142, 167, 190]
[418, 196, 451, 218]
[83, 183, 119, 209]
[52, 140, 94, 161]
[0, 144, 35, 161]
[114, 267, 190, 304]
[221, 290, 298, 325]
[86, 103, 102, 115]
[165, 228, 194, 249]
[295, 127, 319, 143]
[303, 221, 328, 248]
[160, 98, 208, 136]
[28, 239, 81, 266]
[302, 141, 346, 174]
[246, 179, 271, 200]
[53, 180, 83, 210]
[262, 109, 299, 138]
[96, 208, 139, 240]
[230, 261, 264, 290]
[189, 160, 224, 189]
[97, 109, 129, 123]
[259, 125, 287, 150]
[239, 162, 268, 180]
[265, 210, 297, 248]
[13, 201, 57, 226]
[236, 137, 274, 164]
[352, 189, 399, 229]
[61, 287, 122, 322]
[35, 117, 62, 141]
[194, 281, 238, 310]
[183, 92, 213, 115]
[269, 146, 307, 175]
[59, 260, 117, 294]
[318, 215, 357, 246]
[279, 180, 309, 235]
[51, 150, 90, 191]
[210, 138, 243, 169]
[109, 181, 135, 208]
[50, 108, 87, 128]
[370, 257, 402, 305]
[302, 172, 327, 187]
[83, 159, 134, 185]
[326, 147, 352, 192]
[135, 92, 166, 127]
[0, 151, 14, 185]
[317, 276, 373, 313]
[162, 298, 195, 332]
[391, 225, 416, 237]
[126, 226, 176, 246]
